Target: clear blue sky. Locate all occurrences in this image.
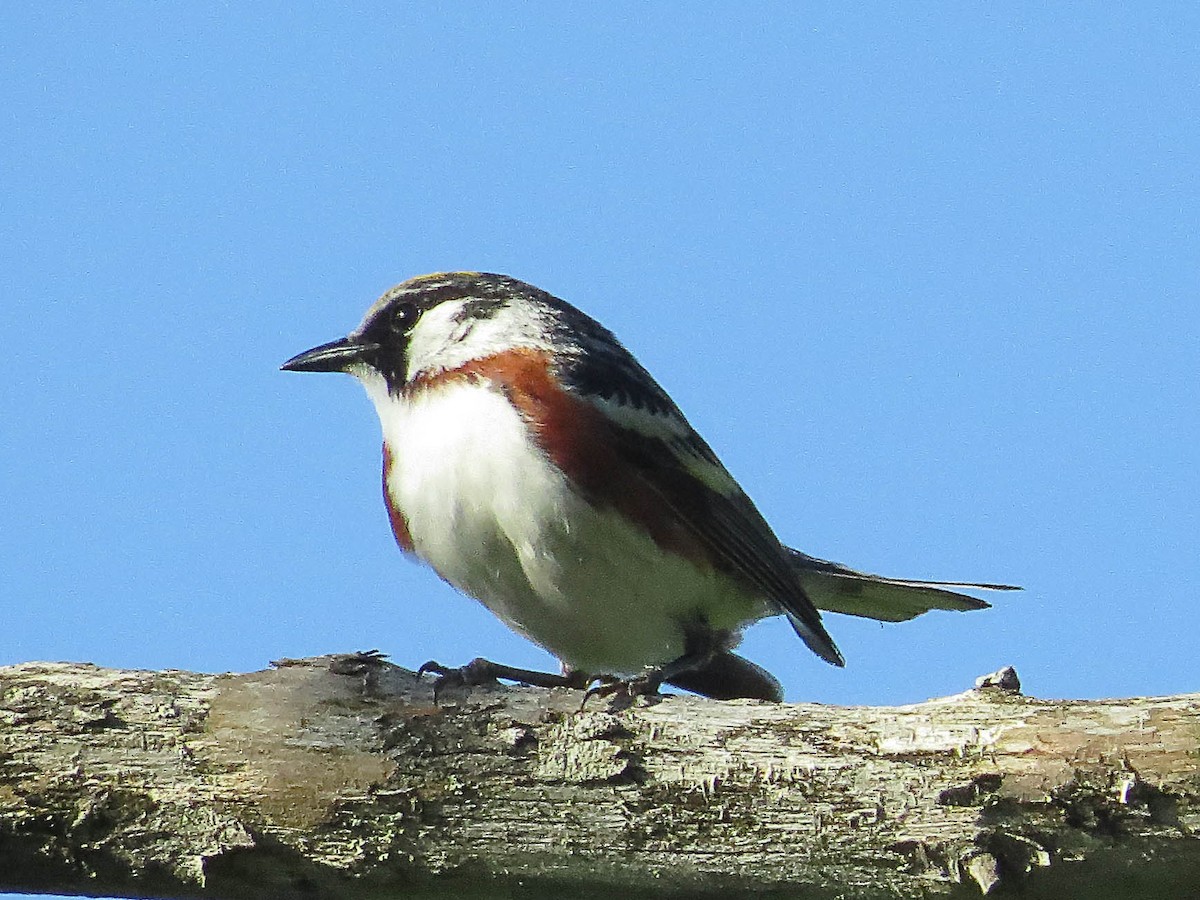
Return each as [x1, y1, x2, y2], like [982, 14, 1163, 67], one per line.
[4, 3, 1197, 746]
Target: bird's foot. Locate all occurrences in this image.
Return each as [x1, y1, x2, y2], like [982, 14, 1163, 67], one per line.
[418, 657, 594, 701]
[582, 669, 665, 711]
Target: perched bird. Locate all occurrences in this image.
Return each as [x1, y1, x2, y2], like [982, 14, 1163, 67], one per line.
[283, 272, 1015, 702]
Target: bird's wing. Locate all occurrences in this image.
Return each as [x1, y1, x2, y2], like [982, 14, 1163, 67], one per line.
[554, 351, 844, 667]
[786, 548, 1020, 622]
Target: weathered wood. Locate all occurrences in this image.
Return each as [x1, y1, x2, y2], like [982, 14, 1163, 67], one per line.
[0, 657, 1197, 898]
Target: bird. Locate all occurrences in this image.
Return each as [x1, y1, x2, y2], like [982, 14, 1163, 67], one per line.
[282, 272, 1016, 702]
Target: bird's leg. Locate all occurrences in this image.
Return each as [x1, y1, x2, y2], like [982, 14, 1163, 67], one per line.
[582, 642, 718, 710]
[582, 623, 753, 709]
[418, 657, 596, 700]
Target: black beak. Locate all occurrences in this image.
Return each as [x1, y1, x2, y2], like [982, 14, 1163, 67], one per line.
[281, 336, 378, 373]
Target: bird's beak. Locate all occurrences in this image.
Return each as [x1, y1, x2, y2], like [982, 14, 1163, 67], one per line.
[281, 336, 379, 373]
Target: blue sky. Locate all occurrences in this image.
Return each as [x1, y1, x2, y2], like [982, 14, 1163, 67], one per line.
[3, 1, 1197, 761]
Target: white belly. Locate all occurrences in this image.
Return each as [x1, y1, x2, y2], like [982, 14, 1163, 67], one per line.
[364, 378, 763, 674]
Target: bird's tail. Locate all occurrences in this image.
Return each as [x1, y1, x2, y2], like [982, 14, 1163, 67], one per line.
[665, 650, 784, 702]
[786, 548, 1020, 622]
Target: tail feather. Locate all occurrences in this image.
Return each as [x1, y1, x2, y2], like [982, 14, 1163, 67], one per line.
[665, 650, 784, 701]
[786, 548, 1020, 623]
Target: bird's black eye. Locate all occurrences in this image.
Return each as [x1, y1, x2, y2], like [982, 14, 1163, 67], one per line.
[389, 302, 417, 334]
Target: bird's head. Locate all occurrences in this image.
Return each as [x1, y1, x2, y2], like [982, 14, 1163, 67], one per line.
[281, 271, 584, 395]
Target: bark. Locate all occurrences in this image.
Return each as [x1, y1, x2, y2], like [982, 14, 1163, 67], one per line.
[0, 657, 1197, 899]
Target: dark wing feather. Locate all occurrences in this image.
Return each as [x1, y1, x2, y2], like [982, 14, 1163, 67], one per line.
[559, 350, 844, 668]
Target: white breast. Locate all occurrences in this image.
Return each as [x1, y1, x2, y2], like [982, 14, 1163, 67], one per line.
[359, 375, 763, 674]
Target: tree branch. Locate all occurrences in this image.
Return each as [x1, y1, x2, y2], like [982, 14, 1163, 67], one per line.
[1, 657, 1197, 898]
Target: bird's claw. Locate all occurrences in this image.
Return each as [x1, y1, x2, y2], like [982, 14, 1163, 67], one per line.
[581, 670, 664, 711]
[417, 657, 502, 701]
[418, 658, 616, 702]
